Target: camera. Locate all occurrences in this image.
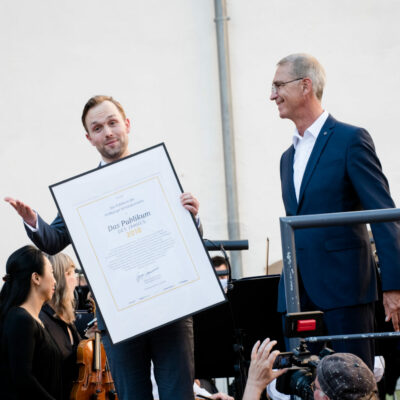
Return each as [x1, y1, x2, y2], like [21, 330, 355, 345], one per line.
[273, 310, 400, 399]
[275, 341, 333, 400]
[273, 311, 331, 399]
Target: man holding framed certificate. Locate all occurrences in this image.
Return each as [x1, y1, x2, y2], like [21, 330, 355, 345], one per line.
[5, 95, 206, 400]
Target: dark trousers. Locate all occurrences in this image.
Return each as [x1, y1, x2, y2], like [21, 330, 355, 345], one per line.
[296, 278, 375, 370]
[318, 303, 375, 370]
[101, 317, 195, 400]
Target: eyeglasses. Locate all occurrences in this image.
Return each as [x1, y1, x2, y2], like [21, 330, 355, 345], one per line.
[271, 77, 304, 94]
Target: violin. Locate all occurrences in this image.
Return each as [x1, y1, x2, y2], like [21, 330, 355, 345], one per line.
[103, 357, 118, 399]
[70, 308, 118, 399]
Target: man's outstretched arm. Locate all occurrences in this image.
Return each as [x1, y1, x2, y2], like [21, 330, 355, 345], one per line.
[5, 196, 70, 254]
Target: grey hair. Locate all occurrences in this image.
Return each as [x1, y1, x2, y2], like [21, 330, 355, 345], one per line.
[277, 53, 326, 101]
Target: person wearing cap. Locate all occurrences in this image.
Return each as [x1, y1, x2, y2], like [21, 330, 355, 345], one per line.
[242, 337, 378, 400]
[312, 353, 378, 400]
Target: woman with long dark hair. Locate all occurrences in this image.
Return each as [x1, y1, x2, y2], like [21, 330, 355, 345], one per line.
[40, 253, 81, 400]
[0, 245, 62, 399]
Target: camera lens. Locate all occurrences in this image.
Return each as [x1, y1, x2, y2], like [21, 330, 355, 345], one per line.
[290, 369, 314, 400]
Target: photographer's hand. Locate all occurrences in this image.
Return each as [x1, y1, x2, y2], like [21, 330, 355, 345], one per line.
[242, 338, 287, 400]
[383, 290, 400, 332]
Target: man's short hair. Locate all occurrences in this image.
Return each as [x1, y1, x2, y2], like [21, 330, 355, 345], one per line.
[211, 255, 227, 268]
[317, 353, 378, 400]
[277, 53, 326, 101]
[81, 95, 126, 132]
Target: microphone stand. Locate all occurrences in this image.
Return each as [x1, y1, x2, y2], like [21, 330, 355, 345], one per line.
[203, 238, 249, 399]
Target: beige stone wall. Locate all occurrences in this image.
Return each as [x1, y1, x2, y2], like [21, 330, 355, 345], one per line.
[2, 0, 400, 280]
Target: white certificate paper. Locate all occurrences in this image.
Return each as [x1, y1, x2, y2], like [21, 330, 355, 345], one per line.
[50, 144, 225, 344]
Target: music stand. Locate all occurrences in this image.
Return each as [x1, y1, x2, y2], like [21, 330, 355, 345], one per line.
[194, 274, 284, 379]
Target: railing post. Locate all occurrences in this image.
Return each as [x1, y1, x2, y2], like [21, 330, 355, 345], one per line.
[280, 219, 301, 349]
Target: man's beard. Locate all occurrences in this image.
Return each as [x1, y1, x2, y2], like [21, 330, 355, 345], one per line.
[100, 140, 127, 161]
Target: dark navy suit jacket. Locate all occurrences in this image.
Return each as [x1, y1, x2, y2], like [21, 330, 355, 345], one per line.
[278, 114, 400, 312]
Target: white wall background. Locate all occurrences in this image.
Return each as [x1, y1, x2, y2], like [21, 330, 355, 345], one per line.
[1, 0, 400, 280]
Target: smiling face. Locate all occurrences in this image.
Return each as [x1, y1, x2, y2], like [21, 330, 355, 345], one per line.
[270, 63, 305, 121]
[85, 100, 131, 163]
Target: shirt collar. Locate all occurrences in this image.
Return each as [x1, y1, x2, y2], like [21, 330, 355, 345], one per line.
[100, 154, 131, 166]
[292, 110, 329, 149]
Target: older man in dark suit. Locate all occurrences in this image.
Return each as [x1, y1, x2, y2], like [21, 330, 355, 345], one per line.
[270, 53, 400, 369]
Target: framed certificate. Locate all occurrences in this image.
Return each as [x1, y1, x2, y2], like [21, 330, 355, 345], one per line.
[50, 143, 226, 344]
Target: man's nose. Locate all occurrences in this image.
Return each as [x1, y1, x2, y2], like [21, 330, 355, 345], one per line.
[104, 125, 114, 136]
[270, 90, 278, 101]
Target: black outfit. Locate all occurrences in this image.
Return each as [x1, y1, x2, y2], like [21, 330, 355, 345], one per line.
[40, 303, 81, 400]
[0, 306, 62, 399]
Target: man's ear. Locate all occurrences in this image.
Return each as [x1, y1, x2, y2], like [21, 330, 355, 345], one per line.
[86, 132, 94, 146]
[125, 118, 131, 134]
[302, 78, 313, 96]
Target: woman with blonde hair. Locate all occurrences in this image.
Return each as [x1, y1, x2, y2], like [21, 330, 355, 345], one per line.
[40, 252, 81, 400]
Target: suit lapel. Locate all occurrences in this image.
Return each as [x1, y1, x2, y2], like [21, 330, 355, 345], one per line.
[297, 115, 336, 212]
[281, 146, 298, 215]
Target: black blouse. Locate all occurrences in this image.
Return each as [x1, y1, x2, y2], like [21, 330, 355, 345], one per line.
[40, 303, 81, 400]
[0, 306, 62, 399]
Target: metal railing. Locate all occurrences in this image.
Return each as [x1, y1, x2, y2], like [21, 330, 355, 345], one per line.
[280, 207, 400, 348]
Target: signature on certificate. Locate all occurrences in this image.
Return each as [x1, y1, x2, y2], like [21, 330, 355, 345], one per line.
[136, 267, 160, 283]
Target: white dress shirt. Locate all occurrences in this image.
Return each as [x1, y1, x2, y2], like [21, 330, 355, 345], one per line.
[292, 110, 329, 201]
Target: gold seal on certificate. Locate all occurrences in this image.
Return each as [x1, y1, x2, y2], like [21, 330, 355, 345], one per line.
[50, 144, 225, 344]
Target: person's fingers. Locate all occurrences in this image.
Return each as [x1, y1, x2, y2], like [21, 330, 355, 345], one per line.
[384, 299, 391, 322]
[255, 338, 271, 361]
[11, 201, 25, 215]
[182, 205, 196, 214]
[4, 197, 17, 209]
[182, 198, 198, 208]
[15, 200, 29, 212]
[268, 349, 280, 367]
[260, 337, 271, 350]
[261, 339, 276, 358]
[251, 340, 261, 359]
[180, 192, 192, 201]
[180, 193, 199, 205]
[18, 203, 31, 218]
[391, 311, 400, 332]
[272, 368, 288, 379]
[383, 291, 400, 331]
[17, 202, 28, 212]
